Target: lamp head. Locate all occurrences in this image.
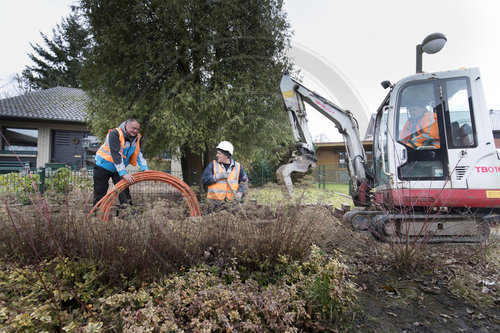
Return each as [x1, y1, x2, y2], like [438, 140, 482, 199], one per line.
[82, 138, 91, 148]
[421, 32, 447, 54]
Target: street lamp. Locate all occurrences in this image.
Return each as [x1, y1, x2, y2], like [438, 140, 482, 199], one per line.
[416, 32, 447, 73]
[81, 138, 91, 168]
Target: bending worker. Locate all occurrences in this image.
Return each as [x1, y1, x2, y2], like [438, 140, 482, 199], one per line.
[93, 118, 148, 207]
[202, 141, 248, 207]
[400, 102, 440, 149]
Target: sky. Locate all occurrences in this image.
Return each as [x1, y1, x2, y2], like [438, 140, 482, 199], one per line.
[1, 0, 499, 141]
[0, 0, 78, 95]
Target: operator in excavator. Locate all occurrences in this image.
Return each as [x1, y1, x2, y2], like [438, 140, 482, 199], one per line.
[93, 118, 149, 207]
[202, 141, 248, 211]
[400, 101, 440, 149]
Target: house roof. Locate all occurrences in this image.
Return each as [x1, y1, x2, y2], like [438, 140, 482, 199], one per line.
[0, 86, 87, 123]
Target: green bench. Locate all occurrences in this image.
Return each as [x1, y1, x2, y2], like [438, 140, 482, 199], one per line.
[0, 161, 31, 174]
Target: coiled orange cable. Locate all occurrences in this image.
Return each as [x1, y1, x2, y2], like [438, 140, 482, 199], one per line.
[89, 171, 201, 222]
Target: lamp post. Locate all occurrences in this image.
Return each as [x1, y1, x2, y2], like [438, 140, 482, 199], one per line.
[416, 32, 447, 73]
[81, 138, 91, 169]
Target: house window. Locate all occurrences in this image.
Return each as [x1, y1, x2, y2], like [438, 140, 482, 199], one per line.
[338, 151, 347, 168]
[2, 127, 38, 151]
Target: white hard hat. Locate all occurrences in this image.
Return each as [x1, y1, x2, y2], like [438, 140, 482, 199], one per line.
[216, 141, 234, 155]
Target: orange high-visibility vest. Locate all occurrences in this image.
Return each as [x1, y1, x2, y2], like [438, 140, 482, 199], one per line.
[207, 160, 240, 200]
[400, 111, 440, 149]
[96, 127, 141, 166]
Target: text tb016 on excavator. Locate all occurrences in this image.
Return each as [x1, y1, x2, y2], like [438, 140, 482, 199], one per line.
[277, 33, 500, 243]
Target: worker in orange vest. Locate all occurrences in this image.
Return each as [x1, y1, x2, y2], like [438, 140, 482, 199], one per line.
[202, 141, 248, 210]
[400, 102, 440, 149]
[93, 118, 148, 207]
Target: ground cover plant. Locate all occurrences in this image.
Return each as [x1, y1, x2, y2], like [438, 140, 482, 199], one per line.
[0, 183, 358, 331]
[0, 169, 92, 205]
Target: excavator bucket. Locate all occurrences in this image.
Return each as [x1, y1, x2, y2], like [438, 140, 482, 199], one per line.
[276, 151, 316, 197]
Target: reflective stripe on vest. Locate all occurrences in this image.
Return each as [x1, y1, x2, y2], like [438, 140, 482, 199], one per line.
[207, 160, 240, 200]
[403, 112, 440, 149]
[96, 127, 141, 166]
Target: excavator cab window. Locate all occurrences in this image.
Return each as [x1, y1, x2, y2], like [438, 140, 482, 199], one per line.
[373, 105, 389, 186]
[397, 83, 440, 150]
[396, 82, 448, 180]
[443, 78, 476, 149]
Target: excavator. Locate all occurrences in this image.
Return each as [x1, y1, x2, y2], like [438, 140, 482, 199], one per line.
[277, 33, 500, 243]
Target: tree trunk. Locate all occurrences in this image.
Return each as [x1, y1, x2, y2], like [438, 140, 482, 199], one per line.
[181, 147, 203, 187]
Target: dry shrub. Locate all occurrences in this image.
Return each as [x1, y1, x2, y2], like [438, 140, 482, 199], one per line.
[0, 182, 358, 331]
[197, 203, 333, 268]
[0, 191, 334, 286]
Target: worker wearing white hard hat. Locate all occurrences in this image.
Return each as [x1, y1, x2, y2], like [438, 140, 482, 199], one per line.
[202, 140, 249, 207]
[216, 141, 234, 155]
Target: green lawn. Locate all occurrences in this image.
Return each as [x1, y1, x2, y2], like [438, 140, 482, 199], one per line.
[247, 182, 353, 208]
[319, 183, 350, 195]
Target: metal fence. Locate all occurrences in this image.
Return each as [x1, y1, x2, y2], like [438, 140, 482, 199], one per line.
[246, 164, 349, 187]
[247, 167, 276, 186]
[0, 168, 192, 205]
[0, 164, 349, 204]
[312, 165, 350, 186]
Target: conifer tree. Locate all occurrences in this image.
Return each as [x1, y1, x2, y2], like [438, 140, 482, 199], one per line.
[20, 13, 91, 90]
[80, 0, 294, 177]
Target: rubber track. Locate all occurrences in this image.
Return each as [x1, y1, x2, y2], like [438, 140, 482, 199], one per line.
[90, 171, 201, 222]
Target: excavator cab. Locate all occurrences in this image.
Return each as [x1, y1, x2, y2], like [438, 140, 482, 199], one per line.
[372, 67, 500, 211]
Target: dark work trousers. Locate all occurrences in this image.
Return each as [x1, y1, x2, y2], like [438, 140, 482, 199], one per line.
[93, 165, 132, 207]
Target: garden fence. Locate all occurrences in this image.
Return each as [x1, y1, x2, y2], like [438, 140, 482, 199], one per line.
[0, 164, 349, 204]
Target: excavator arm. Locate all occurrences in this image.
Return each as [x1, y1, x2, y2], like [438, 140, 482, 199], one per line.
[278, 72, 371, 203]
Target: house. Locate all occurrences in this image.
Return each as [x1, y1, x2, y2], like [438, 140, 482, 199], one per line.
[0, 87, 92, 169]
[313, 140, 373, 183]
[315, 141, 373, 166]
[313, 114, 374, 183]
[0, 87, 183, 174]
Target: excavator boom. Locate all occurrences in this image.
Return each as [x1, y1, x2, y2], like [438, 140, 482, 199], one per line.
[278, 73, 369, 201]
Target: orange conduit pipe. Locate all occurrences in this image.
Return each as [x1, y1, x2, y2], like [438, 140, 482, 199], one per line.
[89, 171, 201, 222]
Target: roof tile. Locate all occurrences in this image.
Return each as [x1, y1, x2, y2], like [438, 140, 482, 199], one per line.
[0, 86, 87, 122]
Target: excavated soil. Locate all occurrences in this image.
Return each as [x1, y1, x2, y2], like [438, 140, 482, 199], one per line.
[317, 212, 500, 332]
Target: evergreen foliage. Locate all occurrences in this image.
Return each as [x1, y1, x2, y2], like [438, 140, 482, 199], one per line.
[19, 13, 92, 90]
[79, 0, 295, 166]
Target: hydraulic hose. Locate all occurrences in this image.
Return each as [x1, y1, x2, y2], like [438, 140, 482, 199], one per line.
[89, 171, 201, 222]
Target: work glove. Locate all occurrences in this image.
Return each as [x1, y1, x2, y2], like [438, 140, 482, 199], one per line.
[235, 191, 243, 202]
[122, 173, 135, 184]
[215, 171, 229, 180]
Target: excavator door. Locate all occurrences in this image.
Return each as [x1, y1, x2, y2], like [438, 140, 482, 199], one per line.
[395, 80, 449, 184]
